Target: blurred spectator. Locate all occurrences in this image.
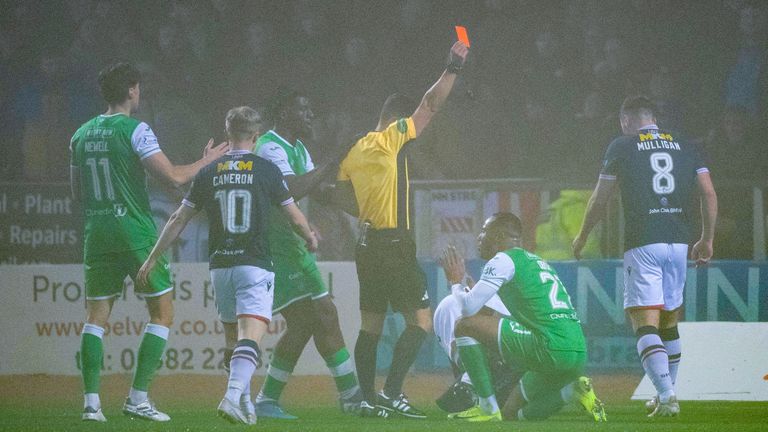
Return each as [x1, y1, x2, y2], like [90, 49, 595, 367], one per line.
[65, 0, 93, 26]
[592, 37, 632, 109]
[523, 29, 576, 114]
[226, 22, 285, 111]
[566, 90, 617, 183]
[19, 54, 74, 180]
[703, 105, 766, 259]
[725, 5, 767, 117]
[705, 105, 764, 183]
[648, 66, 683, 131]
[0, 29, 23, 180]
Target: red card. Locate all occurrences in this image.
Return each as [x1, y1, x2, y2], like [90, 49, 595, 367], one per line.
[455, 25, 470, 47]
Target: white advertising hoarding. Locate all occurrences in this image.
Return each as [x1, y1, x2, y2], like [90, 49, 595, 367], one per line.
[632, 322, 768, 401]
[0, 263, 360, 376]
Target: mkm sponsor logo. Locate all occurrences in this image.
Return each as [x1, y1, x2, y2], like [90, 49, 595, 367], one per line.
[217, 160, 253, 172]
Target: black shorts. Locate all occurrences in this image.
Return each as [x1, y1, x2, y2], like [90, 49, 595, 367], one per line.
[355, 229, 429, 314]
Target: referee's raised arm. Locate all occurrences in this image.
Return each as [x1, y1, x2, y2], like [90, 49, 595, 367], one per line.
[411, 41, 469, 137]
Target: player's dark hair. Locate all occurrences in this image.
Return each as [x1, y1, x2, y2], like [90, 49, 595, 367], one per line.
[491, 212, 523, 238]
[620, 95, 656, 119]
[226, 106, 262, 142]
[379, 93, 416, 125]
[266, 86, 305, 127]
[98, 62, 141, 105]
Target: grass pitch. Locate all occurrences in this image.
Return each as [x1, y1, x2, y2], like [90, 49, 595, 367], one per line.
[1, 374, 766, 431]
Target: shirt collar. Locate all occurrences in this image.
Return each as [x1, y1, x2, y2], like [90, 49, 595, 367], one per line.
[268, 129, 301, 148]
[638, 124, 659, 131]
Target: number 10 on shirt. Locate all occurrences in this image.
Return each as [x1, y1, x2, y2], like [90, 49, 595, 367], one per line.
[215, 189, 251, 233]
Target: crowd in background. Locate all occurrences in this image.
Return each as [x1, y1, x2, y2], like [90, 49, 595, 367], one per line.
[0, 0, 766, 258]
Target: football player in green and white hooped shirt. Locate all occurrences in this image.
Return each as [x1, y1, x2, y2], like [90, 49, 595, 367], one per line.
[70, 63, 229, 423]
[248, 89, 382, 418]
[439, 213, 606, 422]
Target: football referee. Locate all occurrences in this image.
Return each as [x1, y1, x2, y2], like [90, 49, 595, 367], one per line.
[335, 41, 468, 418]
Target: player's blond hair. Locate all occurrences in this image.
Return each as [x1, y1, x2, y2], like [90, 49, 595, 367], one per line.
[225, 106, 261, 142]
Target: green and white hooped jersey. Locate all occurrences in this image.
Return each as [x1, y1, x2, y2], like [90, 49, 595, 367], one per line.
[70, 114, 161, 256]
[254, 130, 315, 177]
[478, 247, 586, 352]
[253, 130, 315, 258]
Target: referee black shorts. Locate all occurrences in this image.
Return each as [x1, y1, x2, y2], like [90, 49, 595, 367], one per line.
[354, 229, 429, 314]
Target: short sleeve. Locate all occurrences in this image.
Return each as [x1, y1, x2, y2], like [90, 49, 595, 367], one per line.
[182, 170, 206, 209]
[303, 146, 315, 172]
[69, 135, 80, 167]
[378, 117, 416, 154]
[131, 122, 162, 160]
[268, 165, 295, 207]
[691, 142, 710, 175]
[599, 137, 623, 181]
[256, 142, 295, 176]
[478, 253, 516, 289]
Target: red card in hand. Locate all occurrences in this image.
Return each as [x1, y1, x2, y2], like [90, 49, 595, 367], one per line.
[455, 25, 470, 47]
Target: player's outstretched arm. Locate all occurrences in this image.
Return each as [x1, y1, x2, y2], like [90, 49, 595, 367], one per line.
[327, 181, 359, 216]
[143, 139, 230, 188]
[282, 170, 334, 201]
[277, 134, 362, 201]
[281, 202, 318, 252]
[137, 203, 197, 287]
[691, 171, 717, 266]
[411, 41, 469, 137]
[573, 178, 616, 259]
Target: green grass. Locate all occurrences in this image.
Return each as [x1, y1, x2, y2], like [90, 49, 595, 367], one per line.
[2, 400, 768, 431]
[2, 374, 767, 431]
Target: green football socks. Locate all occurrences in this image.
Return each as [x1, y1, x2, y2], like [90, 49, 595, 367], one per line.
[456, 336, 499, 414]
[131, 324, 169, 394]
[325, 348, 360, 400]
[258, 354, 297, 401]
[81, 324, 105, 407]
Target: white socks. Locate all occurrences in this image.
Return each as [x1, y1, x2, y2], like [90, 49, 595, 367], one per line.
[636, 326, 674, 402]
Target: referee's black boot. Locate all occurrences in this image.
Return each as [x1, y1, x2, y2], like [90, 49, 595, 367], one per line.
[375, 391, 427, 419]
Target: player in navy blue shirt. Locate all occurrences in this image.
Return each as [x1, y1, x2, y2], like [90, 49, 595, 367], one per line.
[573, 96, 717, 418]
[137, 107, 317, 425]
[184, 149, 293, 270]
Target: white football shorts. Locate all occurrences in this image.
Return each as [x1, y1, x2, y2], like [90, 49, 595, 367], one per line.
[623, 243, 688, 311]
[210, 265, 275, 324]
[433, 292, 510, 363]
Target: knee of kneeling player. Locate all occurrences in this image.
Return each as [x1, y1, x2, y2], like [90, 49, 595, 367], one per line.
[454, 317, 475, 338]
[417, 315, 432, 334]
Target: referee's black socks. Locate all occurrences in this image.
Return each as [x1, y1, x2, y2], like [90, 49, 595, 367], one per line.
[383, 325, 427, 398]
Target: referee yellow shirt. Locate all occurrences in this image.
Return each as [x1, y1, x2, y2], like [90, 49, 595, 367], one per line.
[338, 117, 416, 230]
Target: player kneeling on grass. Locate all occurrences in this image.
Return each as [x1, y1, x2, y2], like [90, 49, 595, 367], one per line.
[137, 107, 317, 425]
[433, 287, 520, 413]
[438, 213, 606, 422]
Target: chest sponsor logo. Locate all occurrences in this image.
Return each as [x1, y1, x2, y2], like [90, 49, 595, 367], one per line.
[639, 132, 674, 141]
[217, 160, 253, 172]
[648, 207, 683, 215]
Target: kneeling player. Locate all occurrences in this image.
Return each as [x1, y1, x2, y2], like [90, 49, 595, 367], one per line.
[439, 213, 606, 422]
[433, 289, 519, 412]
[138, 107, 317, 425]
